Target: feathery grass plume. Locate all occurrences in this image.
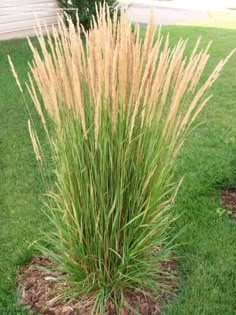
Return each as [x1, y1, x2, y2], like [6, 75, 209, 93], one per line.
[10, 3, 235, 313]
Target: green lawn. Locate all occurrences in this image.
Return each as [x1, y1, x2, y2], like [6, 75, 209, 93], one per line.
[0, 26, 236, 314]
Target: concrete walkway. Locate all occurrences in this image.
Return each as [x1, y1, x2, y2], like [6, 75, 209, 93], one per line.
[119, 0, 236, 26]
[119, 0, 236, 11]
[126, 4, 209, 25]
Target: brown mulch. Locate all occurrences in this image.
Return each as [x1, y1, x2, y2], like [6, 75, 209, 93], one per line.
[18, 256, 177, 315]
[221, 188, 236, 218]
[18, 256, 81, 315]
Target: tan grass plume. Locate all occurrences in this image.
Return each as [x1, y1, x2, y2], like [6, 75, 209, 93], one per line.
[9, 4, 235, 154]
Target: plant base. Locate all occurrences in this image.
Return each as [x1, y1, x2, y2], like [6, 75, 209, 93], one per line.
[18, 257, 178, 315]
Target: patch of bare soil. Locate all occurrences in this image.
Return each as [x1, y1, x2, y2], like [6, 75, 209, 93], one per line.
[221, 188, 236, 218]
[18, 256, 178, 315]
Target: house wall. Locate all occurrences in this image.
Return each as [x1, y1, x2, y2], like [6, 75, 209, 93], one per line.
[0, 0, 58, 40]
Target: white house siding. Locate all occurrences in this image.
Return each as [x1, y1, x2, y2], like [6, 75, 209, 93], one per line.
[0, 0, 59, 40]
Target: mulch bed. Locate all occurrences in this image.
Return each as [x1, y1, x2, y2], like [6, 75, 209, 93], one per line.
[221, 188, 236, 218]
[18, 256, 178, 315]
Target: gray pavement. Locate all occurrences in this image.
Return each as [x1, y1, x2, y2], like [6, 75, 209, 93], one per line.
[127, 4, 209, 25]
[119, 0, 236, 11]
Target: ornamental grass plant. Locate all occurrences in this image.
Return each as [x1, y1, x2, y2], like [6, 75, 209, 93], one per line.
[9, 5, 234, 313]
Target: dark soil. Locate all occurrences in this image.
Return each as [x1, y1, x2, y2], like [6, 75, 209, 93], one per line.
[221, 188, 236, 218]
[18, 256, 177, 315]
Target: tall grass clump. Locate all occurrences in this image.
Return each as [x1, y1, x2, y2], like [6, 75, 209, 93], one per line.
[9, 5, 234, 313]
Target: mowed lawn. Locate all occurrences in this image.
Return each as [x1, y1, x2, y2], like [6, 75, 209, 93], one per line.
[0, 26, 236, 314]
